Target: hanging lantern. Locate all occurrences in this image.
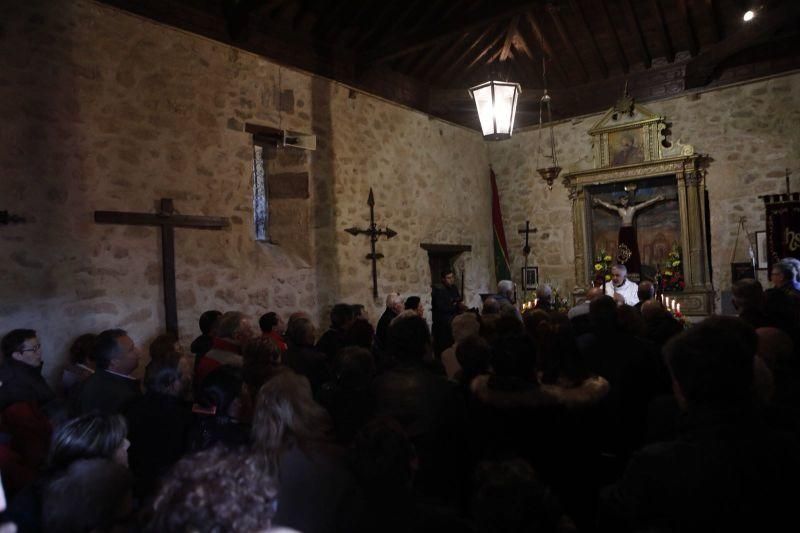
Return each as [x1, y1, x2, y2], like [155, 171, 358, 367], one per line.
[535, 57, 561, 189]
[468, 80, 521, 141]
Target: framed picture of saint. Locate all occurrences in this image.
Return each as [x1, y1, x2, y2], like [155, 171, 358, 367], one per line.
[608, 129, 645, 166]
[521, 266, 538, 290]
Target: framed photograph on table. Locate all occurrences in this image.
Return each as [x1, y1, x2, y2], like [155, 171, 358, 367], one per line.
[521, 266, 538, 290]
[756, 231, 768, 270]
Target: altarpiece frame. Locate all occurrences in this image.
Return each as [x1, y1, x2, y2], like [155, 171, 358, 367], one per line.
[563, 102, 714, 316]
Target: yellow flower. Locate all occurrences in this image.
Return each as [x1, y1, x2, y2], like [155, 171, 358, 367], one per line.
[594, 264, 603, 271]
[672, 260, 680, 267]
[605, 274, 611, 281]
[604, 255, 612, 262]
[664, 270, 673, 276]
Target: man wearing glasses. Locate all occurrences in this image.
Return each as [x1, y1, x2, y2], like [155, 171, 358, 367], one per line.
[0, 329, 58, 480]
[0, 329, 55, 410]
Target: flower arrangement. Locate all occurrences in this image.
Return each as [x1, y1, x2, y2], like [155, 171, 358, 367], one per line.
[549, 284, 570, 313]
[593, 249, 614, 287]
[658, 244, 685, 292]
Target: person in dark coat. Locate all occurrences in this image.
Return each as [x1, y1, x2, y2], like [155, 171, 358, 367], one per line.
[431, 269, 464, 355]
[375, 293, 404, 354]
[126, 351, 193, 498]
[190, 310, 222, 358]
[315, 304, 355, 364]
[600, 317, 800, 533]
[74, 329, 142, 416]
[285, 316, 331, 398]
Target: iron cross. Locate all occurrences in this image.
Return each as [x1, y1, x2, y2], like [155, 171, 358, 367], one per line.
[344, 188, 397, 299]
[518, 220, 538, 257]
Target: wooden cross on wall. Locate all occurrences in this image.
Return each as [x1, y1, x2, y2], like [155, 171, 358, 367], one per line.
[95, 199, 229, 335]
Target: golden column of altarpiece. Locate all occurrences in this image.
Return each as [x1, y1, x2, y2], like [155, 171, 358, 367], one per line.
[563, 101, 714, 316]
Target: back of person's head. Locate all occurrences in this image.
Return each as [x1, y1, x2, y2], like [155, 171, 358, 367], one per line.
[198, 310, 222, 336]
[285, 316, 315, 346]
[258, 312, 279, 333]
[49, 413, 128, 472]
[343, 318, 375, 350]
[43, 458, 133, 533]
[638, 281, 655, 302]
[617, 304, 645, 336]
[756, 326, 795, 372]
[335, 346, 375, 389]
[482, 297, 501, 315]
[774, 259, 797, 284]
[491, 335, 537, 380]
[1, 328, 36, 360]
[472, 459, 562, 533]
[732, 278, 764, 311]
[404, 296, 421, 311]
[456, 335, 491, 381]
[589, 296, 618, 332]
[145, 350, 188, 396]
[641, 299, 666, 322]
[522, 309, 551, 340]
[196, 365, 243, 418]
[497, 279, 514, 296]
[68, 333, 96, 366]
[144, 447, 277, 533]
[93, 328, 128, 370]
[351, 303, 366, 319]
[349, 417, 416, 498]
[387, 314, 431, 364]
[217, 311, 247, 340]
[452, 313, 480, 344]
[252, 371, 330, 456]
[764, 288, 800, 333]
[330, 303, 355, 329]
[242, 337, 283, 395]
[535, 285, 553, 302]
[665, 316, 757, 411]
[495, 314, 524, 339]
[149, 332, 178, 362]
[539, 322, 589, 385]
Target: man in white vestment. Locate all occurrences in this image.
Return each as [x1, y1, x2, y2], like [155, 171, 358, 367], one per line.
[604, 264, 639, 306]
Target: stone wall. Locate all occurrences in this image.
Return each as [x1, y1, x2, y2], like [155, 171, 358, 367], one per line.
[488, 72, 800, 309]
[0, 0, 491, 385]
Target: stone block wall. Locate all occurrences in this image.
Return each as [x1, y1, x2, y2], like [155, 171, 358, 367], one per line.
[488, 72, 800, 308]
[0, 0, 491, 385]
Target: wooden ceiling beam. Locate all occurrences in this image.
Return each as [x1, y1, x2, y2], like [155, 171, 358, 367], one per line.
[568, 0, 608, 78]
[368, 1, 542, 65]
[676, 0, 698, 56]
[597, 0, 629, 73]
[461, 28, 507, 75]
[428, 24, 499, 83]
[622, 0, 652, 68]
[650, 0, 675, 62]
[499, 16, 521, 62]
[524, 11, 571, 86]
[547, 4, 590, 82]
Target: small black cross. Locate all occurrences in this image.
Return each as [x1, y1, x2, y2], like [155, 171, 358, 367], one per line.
[518, 220, 538, 257]
[344, 188, 397, 299]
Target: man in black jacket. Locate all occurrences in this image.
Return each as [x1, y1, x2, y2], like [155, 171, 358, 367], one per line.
[75, 329, 142, 416]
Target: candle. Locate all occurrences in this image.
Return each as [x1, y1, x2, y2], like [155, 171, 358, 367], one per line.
[677, 303, 681, 313]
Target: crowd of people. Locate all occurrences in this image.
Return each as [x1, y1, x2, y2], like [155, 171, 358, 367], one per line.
[1, 259, 799, 532]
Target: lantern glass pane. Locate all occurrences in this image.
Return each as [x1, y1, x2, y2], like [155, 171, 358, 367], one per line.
[492, 83, 518, 135]
[471, 84, 496, 136]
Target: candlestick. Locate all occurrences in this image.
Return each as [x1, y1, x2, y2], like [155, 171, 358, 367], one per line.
[677, 303, 681, 313]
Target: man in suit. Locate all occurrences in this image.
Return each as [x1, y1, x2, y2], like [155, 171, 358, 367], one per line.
[75, 329, 142, 416]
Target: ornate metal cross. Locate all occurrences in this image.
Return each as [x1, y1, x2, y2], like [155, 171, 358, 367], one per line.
[95, 199, 229, 334]
[345, 188, 397, 299]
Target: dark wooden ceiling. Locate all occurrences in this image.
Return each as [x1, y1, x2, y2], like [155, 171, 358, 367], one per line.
[101, 0, 800, 131]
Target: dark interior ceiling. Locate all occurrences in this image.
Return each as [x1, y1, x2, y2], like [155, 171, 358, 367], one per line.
[100, 0, 800, 131]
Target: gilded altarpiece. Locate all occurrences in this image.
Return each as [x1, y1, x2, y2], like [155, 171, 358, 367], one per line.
[563, 103, 714, 316]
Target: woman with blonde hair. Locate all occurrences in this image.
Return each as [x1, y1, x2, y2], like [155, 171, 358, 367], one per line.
[251, 371, 362, 533]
